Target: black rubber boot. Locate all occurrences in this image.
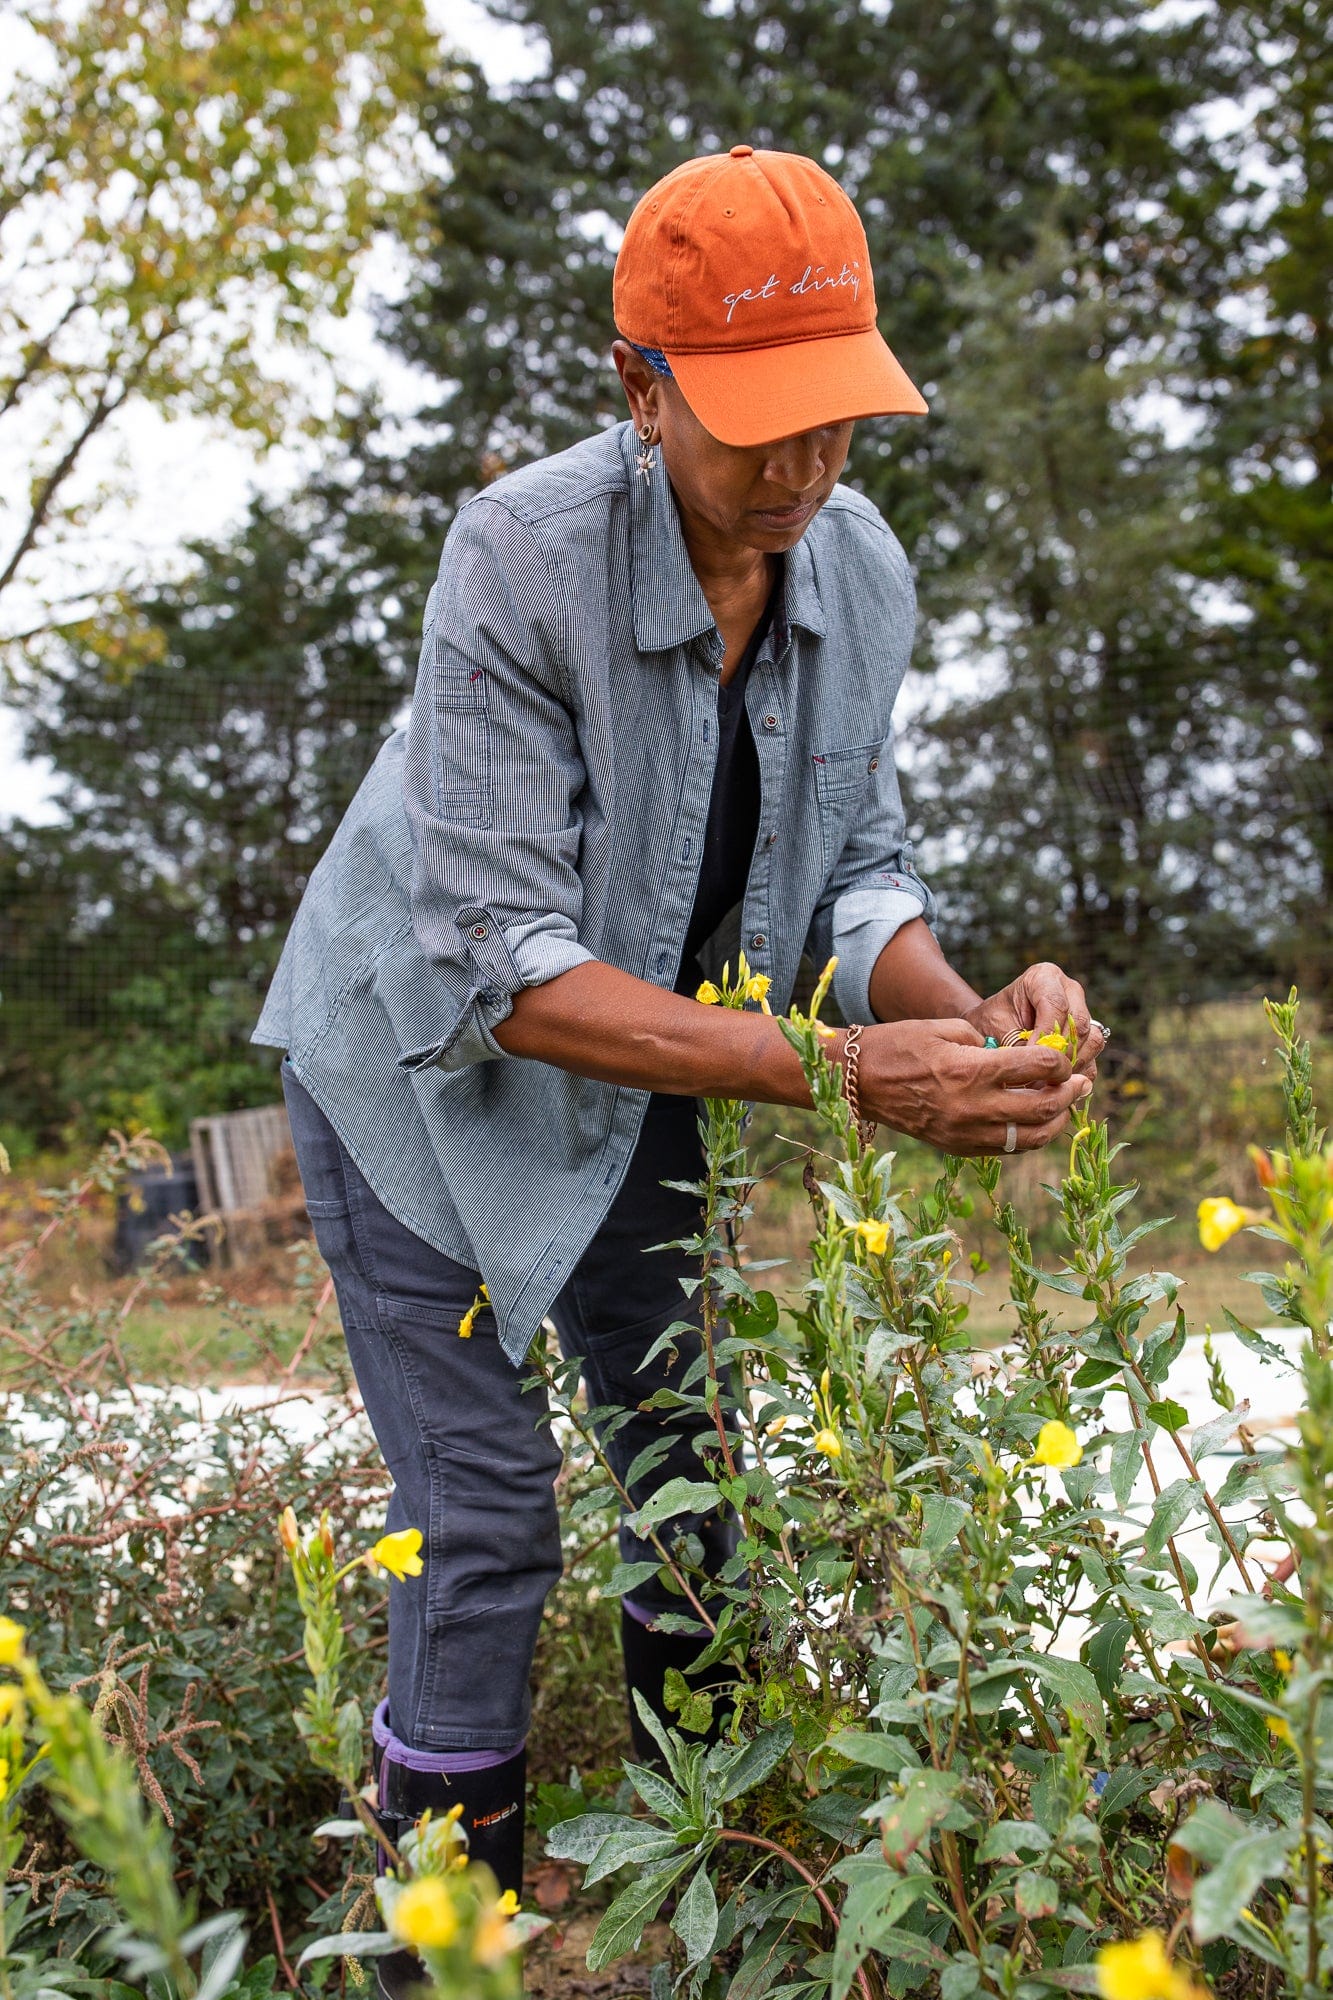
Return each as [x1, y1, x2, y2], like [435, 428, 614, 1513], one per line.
[621, 1606, 740, 1766]
[370, 1740, 527, 2000]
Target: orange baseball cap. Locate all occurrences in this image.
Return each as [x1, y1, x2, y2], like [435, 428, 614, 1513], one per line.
[614, 146, 927, 447]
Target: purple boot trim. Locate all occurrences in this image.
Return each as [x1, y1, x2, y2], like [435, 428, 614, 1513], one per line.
[372, 1699, 524, 1778]
[621, 1594, 656, 1628]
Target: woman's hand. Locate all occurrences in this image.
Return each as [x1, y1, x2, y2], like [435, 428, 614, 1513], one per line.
[962, 962, 1104, 1079]
[855, 1018, 1092, 1157]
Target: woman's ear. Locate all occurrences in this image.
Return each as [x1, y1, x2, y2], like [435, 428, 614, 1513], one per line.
[610, 339, 661, 435]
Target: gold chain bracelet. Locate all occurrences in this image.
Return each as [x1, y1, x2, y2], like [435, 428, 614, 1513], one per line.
[840, 1023, 877, 1145]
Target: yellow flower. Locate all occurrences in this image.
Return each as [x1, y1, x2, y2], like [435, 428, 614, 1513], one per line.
[390, 1875, 458, 1951]
[457, 1283, 488, 1338]
[744, 973, 771, 1005]
[765, 1415, 787, 1437]
[371, 1529, 425, 1581]
[1197, 1196, 1249, 1253]
[0, 1687, 22, 1724]
[813, 1428, 842, 1459]
[814, 1022, 838, 1040]
[1274, 1649, 1294, 1677]
[1031, 1421, 1083, 1470]
[1036, 1028, 1071, 1052]
[695, 980, 721, 1005]
[0, 1619, 26, 1668]
[854, 1218, 891, 1257]
[473, 1892, 521, 1968]
[0, 1756, 9, 1802]
[1096, 1930, 1208, 2000]
[1268, 1715, 1293, 1745]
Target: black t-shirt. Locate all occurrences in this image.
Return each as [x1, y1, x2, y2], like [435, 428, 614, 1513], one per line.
[611, 573, 778, 1217]
[673, 570, 778, 998]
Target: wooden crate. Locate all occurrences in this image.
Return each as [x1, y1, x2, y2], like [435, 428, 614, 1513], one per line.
[190, 1103, 297, 1264]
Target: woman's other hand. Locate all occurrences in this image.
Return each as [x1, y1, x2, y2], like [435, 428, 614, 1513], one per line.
[962, 962, 1104, 1079]
[856, 1018, 1092, 1157]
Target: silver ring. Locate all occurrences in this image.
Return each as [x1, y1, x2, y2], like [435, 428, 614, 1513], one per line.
[1003, 1122, 1018, 1155]
[1091, 1019, 1109, 1045]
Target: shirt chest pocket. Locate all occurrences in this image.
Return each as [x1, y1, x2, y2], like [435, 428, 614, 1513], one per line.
[432, 634, 493, 829]
[811, 742, 881, 870]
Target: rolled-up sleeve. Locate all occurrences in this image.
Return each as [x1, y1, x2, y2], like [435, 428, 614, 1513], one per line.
[803, 721, 937, 1025]
[398, 499, 595, 1072]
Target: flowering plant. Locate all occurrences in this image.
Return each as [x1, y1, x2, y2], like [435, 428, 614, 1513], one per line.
[539, 972, 1333, 1998]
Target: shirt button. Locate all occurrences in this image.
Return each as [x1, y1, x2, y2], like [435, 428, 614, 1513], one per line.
[868, 756, 879, 771]
[470, 924, 489, 939]
[750, 933, 766, 950]
[763, 713, 778, 730]
[765, 830, 777, 847]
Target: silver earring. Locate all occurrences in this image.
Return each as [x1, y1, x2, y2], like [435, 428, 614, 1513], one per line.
[635, 420, 658, 480]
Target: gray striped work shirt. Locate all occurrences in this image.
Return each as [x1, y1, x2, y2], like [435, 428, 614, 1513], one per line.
[254, 420, 935, 1363]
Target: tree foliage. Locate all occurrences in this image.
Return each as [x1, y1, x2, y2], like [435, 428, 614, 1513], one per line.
[0, 0, 439, 642]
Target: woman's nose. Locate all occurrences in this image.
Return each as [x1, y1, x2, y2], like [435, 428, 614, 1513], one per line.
[762, 432, 826, 494]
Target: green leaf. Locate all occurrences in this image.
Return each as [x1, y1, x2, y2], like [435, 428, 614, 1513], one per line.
[1025, 1656, 1108, 1754]
[824, 1729, 919, 1774]
[1143, 1477, 1201, 1559]
[297, 1934, 398, 1966]
[1222, 1309, 1287, 1366]
[873, 1769, 963, 1865]
[1146, 1398, 1189, 1434]
[1109, 1428, 1147, 1510]
[918, 1494, 970, 1555]
[587, 1859, 693, 1971]
[1015, 1871, 1060, 1919]
[1191, 1828, 1295, 1943]
[1092, 1767, 1153, 1821]
[976, 1820, 1052, 1861]
[1087, 1618, 1132, 1702]
[584, 1825, 685, 1888]
[629, 1477, 722, 1534]
[1187, 1402, 1248, 1461]
[714, 1721, 795, 1803]
[546, 1812, 643, 1864]
[830, 1871, 931, 2000]
[672, 1865, 718, 1965]
[606, 1560, 664, 1598]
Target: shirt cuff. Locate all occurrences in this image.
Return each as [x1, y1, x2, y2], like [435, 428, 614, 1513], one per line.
[398, 911, 595, 1073]
[831, 887, 931, 1025]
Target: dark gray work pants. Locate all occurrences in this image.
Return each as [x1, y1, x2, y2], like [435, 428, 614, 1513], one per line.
[281, 1062, 738, 1751]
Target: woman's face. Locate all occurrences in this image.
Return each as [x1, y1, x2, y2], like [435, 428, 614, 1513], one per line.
[612, 342, 853, 557]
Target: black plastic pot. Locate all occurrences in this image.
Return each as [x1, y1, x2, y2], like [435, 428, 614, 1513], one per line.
[111, 1153, 207, 1274]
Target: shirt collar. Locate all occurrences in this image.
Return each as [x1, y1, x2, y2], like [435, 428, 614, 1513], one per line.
[623, 422, 827, 654]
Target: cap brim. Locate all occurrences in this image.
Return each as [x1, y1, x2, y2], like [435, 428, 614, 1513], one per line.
[665, 326, 927, 447]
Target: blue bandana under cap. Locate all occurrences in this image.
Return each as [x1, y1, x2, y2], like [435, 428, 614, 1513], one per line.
[626, 340, 674, 380]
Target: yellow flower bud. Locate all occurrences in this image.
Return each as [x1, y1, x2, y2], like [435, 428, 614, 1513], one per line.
[1030, 1421, 1082, 1470]
[813, 1428, 842, 1459]
[0, 1617, 28, 1668]
[370, 1528, 425, 1581]
[765, 1415, 787, 1437]
[278, 1505, 300, 1553]
[389, 1876, 458, 1951]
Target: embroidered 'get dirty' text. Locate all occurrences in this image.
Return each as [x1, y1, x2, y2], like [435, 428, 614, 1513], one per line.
[722, 261, 862, 324]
